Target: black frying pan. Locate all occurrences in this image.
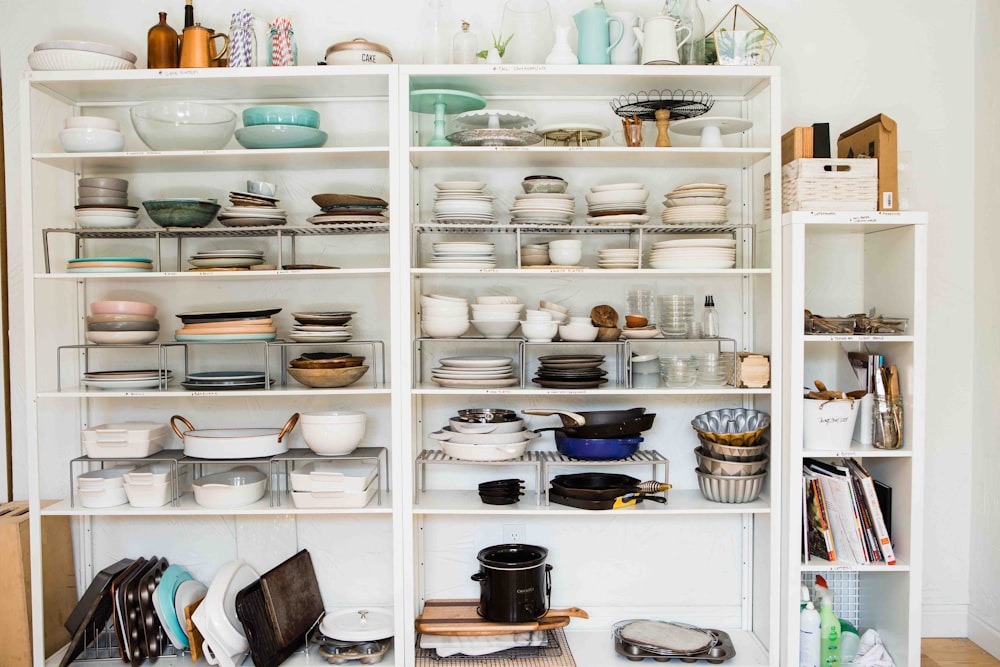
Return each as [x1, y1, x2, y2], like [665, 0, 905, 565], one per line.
[529, 412, 656, 438]
[551, 473, 672, 501]
[522, 408, 646, 427]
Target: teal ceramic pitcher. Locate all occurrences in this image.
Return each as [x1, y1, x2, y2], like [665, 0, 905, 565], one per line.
[573, 1, 623, 64]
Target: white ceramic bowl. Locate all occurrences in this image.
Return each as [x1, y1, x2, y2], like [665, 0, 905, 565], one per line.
[524, 310, 553, 321]
[300, 410, 367, 424]
[422, 305, 469, 318]
[469, 303, 524, 313]
[28, 49, 135, 71]
[75, 215, 141, 229]
[476, 295, 520, 305]
[301, 414, 366, 455]
[568, 316, 592, 325]
[192, 467, 267, 509]
[520, 320, 559, 341]
[540, 308, 568, 323]
[470, 319, 521, 339]
[421, 319, 470, 338]
[547, 245, 582, 266]
[130, 101, 237, 151]
[584, 189, 649, 205]
[86, 330, 158, 345]
[65, 116, 119, 132]
[59, 128, 125, 153]
[559, 323, 599, 342]
[470, 311, 521, 321]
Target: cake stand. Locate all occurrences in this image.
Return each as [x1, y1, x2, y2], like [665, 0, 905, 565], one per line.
[409, 89, 487, 147]
[668, 116, 754, 147]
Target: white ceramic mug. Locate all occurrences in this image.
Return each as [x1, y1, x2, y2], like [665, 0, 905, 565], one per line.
[610, 12, 641, 65]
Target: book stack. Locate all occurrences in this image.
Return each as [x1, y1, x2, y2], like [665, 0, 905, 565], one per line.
[802, 458, 895, 564]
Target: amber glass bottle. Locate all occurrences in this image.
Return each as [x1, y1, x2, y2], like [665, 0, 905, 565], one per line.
[147, 12, 179, 68]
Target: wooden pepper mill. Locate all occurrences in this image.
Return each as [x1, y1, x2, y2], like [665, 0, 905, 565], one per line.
[655, 109, 672, 147]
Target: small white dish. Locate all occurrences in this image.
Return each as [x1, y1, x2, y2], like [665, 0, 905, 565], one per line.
[59, 127, 125, 153]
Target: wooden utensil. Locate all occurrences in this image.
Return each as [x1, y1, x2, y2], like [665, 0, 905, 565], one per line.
[183, 597, 205, 661]
[416, 599, 588, 636]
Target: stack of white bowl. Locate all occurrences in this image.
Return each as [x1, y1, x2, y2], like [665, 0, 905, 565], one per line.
[520, 243, 550, 266]
[432, 181, 496, 223]
[470, 296, 524, 339]
[597, 247, 640, 269]
[538, 299, 569, 323]
[75, 177, 138, 229]
[558, 316, 599, 342]
[521, 309, 559, 342]
[661, 183, 730, 225]
[510, 193, 575, 225]
[585, 183, 650, 226]
[420, 293, 470, 338]
[60, 115, 125, 153]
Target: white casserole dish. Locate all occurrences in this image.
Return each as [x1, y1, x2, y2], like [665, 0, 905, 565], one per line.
[191, 560, 258, 667]
[77, 485, 129, 508]
[82, 421, 170, 458]
[123, 462, 188, 508]
[172, 414, 296, 459]
[439, 440, 531, 462]
[289, 461, 377, 493]
[192, 466, 267, 509]
[290, 479, 376, 509]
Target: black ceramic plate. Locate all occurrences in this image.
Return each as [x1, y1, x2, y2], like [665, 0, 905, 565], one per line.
[176, 308, 281, 323]
[538, 354, 605, 362]
[186, 371, 266, 381]
[181, 380, 273, 390]
[299, 352, 350, 361]
[532, 378, 609, 389]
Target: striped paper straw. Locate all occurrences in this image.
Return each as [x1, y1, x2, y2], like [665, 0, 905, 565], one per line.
[270, 17, 293, 67]
[228, 9, 254, 67]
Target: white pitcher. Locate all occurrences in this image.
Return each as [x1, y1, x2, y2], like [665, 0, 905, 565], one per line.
[610, 12, 641, 65]
[633, 14, 691, 65]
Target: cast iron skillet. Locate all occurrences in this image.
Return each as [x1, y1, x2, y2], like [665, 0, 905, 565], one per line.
[551, 473, 640, 499]
[523, 408, 646, 427]
[529, 413, 656, 438]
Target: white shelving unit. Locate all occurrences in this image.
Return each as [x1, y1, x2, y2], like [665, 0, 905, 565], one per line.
[780, 211, 927, 665]
[400, 66, 781, 666]
[20, 64, 783, 666]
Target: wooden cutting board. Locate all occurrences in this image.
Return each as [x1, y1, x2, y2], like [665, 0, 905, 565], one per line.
[416, 599, 588, 636]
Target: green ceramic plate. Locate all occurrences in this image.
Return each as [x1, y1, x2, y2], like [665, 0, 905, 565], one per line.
[67, 267, 153, 273]
[68, 256, 152, 263]
[234, 125, 328, 149]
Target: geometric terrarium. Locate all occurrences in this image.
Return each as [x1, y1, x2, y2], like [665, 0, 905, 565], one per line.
[705, 3, 778, 65]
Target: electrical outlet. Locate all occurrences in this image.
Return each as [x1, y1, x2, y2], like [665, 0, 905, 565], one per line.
[503, 524, 526, 543]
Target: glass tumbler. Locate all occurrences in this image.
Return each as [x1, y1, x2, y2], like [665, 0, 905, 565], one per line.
[872, 396, 903, 449]
[627, 287, 655, 323]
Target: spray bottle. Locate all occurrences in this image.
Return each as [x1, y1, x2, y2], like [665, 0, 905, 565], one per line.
[816, 575, 841, 667]
[799, 585, 821, 667]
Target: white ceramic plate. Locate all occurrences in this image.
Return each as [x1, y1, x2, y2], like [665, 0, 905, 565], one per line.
[653, 239, 736, 248]
[188, 257, 265, 268]
[435, 181, 486, 191]
[430, 377, 520, 388]
[439, 355, 513, 368]
[28, 49, 135, 71]
[82, 378, 167, 390]
[591, 182, 645, 192]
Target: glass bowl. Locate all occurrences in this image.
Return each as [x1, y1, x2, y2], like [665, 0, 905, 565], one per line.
[130, 101, 236, 151]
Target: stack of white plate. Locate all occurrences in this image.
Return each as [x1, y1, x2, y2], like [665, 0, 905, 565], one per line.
[432, 181, 496, 223]
[218, 205, 287, 227]
[81, 369, 172, 391]
[290, 311, 354, 343]
[509, 193, 575, 225]
[188, 249, 266, 270]
[425, 242, 496, 269]
[29, 40, 137, 71]
[75, 205, 139, 229]
[649, 239, 737, 269]
[597, 247, 640, 269]
[585, 183, 650, 226]
[661, 183, 730, 225]
[430, 355, 518, 388]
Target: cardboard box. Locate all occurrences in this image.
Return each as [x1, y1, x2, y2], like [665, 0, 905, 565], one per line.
[837, 113, 898, 211]
[781, 126, 813, 165]
[0, 501, 76, 666]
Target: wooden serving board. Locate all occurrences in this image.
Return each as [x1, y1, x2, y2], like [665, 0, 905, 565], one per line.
[416, 599, 588, 636]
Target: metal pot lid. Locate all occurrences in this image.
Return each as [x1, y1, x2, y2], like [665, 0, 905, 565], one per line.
[320, 607, 394, 642]
[326, 38, 392, 57]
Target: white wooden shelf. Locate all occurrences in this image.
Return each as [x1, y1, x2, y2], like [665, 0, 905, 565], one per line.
[565, 628, 769, 667]
[409, 146, 770, 169]
[800, 441, 912, 458]
[803, 335, 913, 343]
[411, 267, 770, 276]
[37, 267, 390, 280]
[33, 146, 390, 172]
[40, 493, 395, 516]
[411, 385, 770, 396]
[781, 211, 928, 233]
[414, 490, 770, 515]
[798, 556, 910, 572]
[38, 386, 392, 398]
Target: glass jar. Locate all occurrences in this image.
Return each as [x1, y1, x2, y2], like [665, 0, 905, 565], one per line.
[268, 19, 297, 66]
[453, 21, 478, 64]
[228, 10, 256, 68]
[872, 396, 903, 449]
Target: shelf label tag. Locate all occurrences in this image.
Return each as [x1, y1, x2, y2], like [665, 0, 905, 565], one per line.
[156, 69, 199, 78]
[123, 392, 148, 397]
[489, 64, 547, 73]
[485, 389, 512, 394]
[187, 391, 220, 397]
[545, 390, 586, 395]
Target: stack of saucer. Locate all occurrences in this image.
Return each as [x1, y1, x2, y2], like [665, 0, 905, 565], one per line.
[289, 311, 354, 343]
[68, 257, 152, 274]
[661, 183, 730, 225]
[81, 369, 171, 391]
[218, 190, 287, 227]
[585, 183, 650, 226]
[533, 354, 608, 389]
[86, 300, 159, 345]
[648, 239, 736, 269]
[188, 249, 266, 271]
[182, 371, 271, 391]
[174, 307, 280, 342]
[431, 182, 496, 224]
[308, 193, 388, 225]
[430, 355, 518, 388]
[597, 247, 640, 269]
[426, 241, 496, 269]
[510, 193, 575, 225]
[520, 243, 549, 266]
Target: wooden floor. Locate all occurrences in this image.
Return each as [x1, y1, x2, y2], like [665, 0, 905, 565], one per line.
[923, 639, 1000, 666]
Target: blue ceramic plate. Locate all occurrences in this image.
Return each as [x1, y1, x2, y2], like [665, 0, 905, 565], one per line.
[154, 565, 194, 648]
[68, 256, 152, 263]
[175, 333, 277, 342]
[235, 125, 328, 149]
[67, 267, 152, 273]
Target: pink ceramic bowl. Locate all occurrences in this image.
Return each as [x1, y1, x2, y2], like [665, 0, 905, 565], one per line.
[90, 300, 157, 317]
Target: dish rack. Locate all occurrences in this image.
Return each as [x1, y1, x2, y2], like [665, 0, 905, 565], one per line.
[73, 616, 186, 662]
[415, 627, 571, 667]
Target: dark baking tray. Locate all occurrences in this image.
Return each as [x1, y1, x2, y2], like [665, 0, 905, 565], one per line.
[614, 629, 735, 663]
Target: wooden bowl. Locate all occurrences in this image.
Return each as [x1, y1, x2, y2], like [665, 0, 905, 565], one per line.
[290, 356, 365, 369]
[625, 315, 648, 328]
[595, 326, 622, 342]
[288, 365, 369, 388]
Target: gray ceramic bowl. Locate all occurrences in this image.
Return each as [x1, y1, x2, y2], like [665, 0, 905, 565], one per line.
[79, 196, 129, 206]
[87, 320, 160, 332]
[78, 176, 128, 191]
[78, 186, 126, 199]
[142, 199, 220, 228]
[522, 178, 568, 194]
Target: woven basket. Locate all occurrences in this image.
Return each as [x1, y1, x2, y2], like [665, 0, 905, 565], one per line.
[767, 158, 878, 213]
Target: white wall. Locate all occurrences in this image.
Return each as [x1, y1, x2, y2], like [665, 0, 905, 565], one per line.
[970, 0, 1000, 657]
[0, 0, 980, 638]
